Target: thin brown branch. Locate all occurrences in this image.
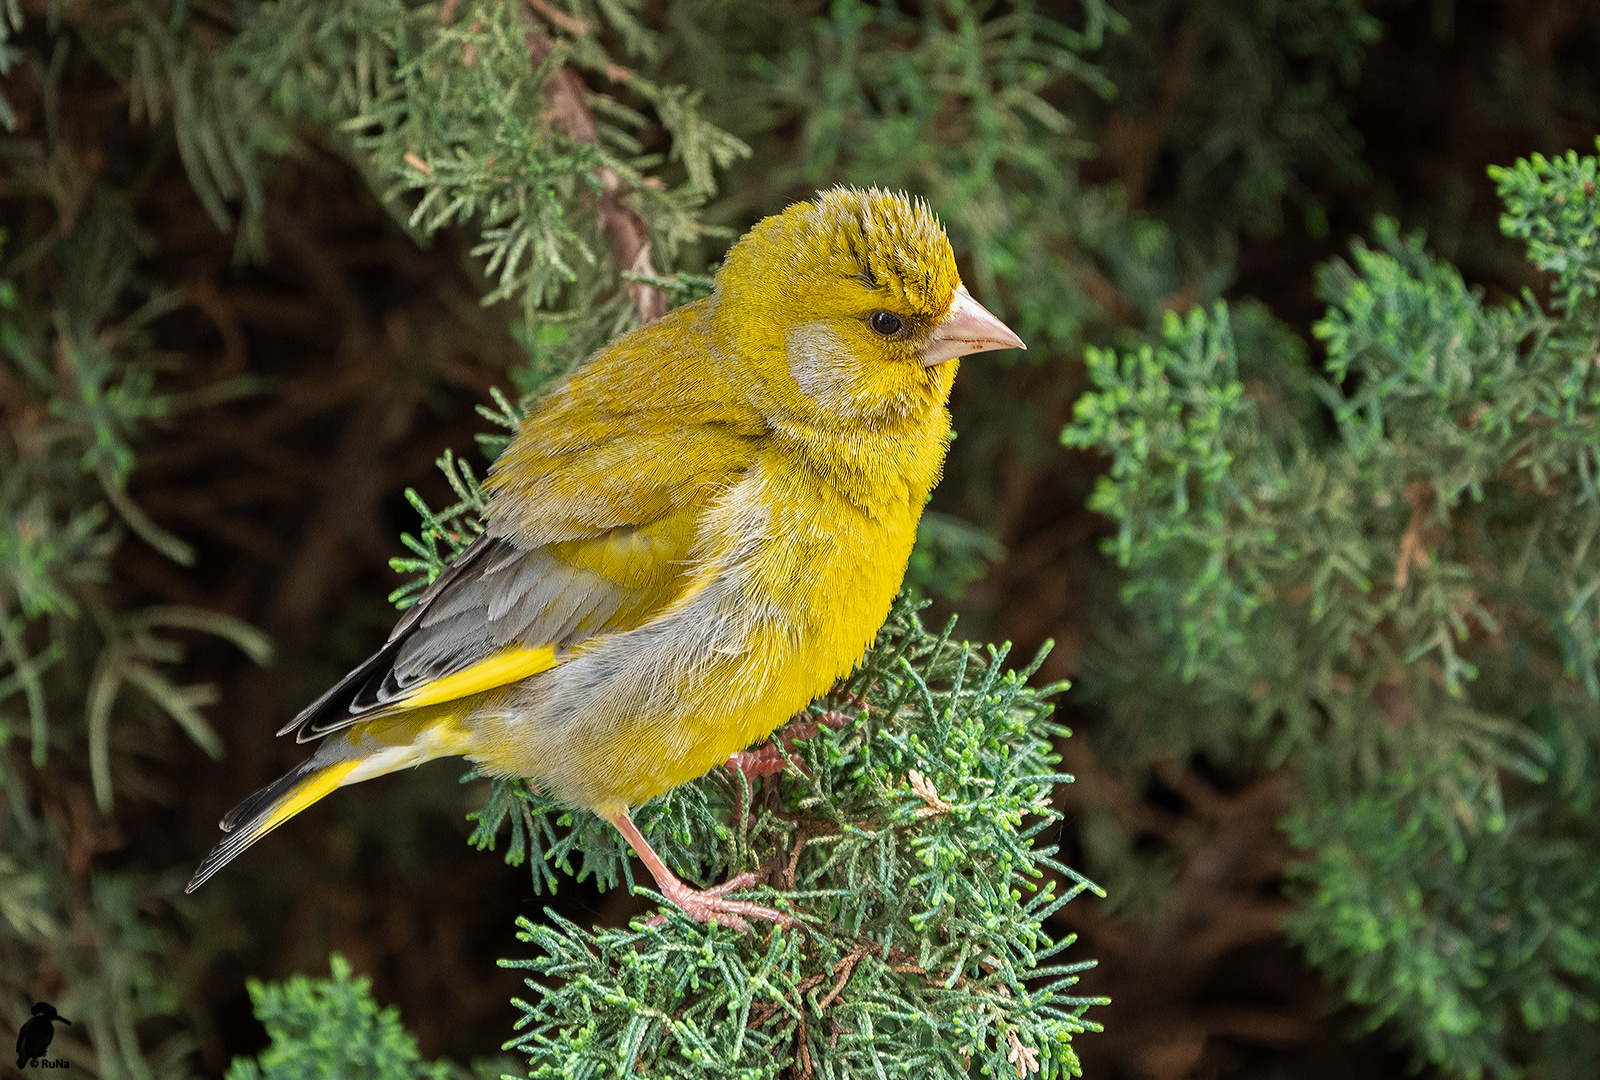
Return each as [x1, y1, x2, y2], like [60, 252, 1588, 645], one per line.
[521, 21, 667, 323]
[523, 0, 590, 37]
[1395, 478, 1435, 588]
[816, 942, 873, 1011]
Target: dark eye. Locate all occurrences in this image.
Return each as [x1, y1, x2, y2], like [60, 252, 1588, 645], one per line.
[868, 310, 903, 337]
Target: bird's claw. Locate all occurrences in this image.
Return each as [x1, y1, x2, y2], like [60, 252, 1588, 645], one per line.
[726, 743, 790, 782]
[726, 709, 854, 784]
[646, 872, 793, 932]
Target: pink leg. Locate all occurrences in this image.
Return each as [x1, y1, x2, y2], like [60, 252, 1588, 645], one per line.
[610, 811, 792, 931]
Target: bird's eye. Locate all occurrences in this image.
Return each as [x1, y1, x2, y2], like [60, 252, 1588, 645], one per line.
[868, 310, 903, 337]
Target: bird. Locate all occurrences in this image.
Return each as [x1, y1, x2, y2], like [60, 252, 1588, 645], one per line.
[187, 186, 1024, 927]
[16, 1002, 69, 1067]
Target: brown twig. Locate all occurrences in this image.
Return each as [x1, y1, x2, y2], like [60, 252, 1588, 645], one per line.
[908, 768, 954, 818]
[816, 942, 873, 1010]
[778, 823, 812, 892]
[523, 0, 589, 37]
[747, 939, 875, 1032]
[793, 1006, 814, 1080]
[520, 20, 667, 323]
[1395, 478, 1435, 588]
[1005, 1029, 1041, 1078]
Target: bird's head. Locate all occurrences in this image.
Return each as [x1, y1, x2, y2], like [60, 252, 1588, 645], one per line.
[714, 187, 1022, 427]
[30, 1003, 67, 1023]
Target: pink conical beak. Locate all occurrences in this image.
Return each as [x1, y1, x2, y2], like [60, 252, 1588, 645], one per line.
[921, 286, 1025, 366]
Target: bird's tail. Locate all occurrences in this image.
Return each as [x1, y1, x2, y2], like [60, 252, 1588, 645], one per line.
[186, 755, 360, 893]
[186, 708, 471, 893]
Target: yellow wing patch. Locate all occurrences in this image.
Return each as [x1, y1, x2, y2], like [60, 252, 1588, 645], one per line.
[393, 644, 560, 709]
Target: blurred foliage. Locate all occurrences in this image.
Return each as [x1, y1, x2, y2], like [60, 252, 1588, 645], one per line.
[1091, 0, 1380, 244]
[224, 955, 449, 1080]
[1064, 142, 1600, 1077]
[0, 6, 278, 1072]
[907, 511, 1008, 601]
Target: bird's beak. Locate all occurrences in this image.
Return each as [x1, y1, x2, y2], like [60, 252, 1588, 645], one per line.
[921, 286, 1025, 366]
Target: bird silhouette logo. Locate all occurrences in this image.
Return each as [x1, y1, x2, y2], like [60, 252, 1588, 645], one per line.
[15, 1002, 70, 1069]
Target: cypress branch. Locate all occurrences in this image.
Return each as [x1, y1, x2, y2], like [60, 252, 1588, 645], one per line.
[494, 600, 1103, 1079]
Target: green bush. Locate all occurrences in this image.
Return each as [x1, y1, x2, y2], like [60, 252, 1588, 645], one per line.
[1064, 142, 1600, 1077]
[225, 956, 450, 1080]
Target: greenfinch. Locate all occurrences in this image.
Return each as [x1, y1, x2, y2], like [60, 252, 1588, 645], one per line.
[189, 187, 1024, 926]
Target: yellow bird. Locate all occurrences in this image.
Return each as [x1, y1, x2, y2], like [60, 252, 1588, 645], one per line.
[188, 187, 1024, 926]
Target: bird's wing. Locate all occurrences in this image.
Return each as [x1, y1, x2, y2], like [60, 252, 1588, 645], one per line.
[280, 417, 760, 744]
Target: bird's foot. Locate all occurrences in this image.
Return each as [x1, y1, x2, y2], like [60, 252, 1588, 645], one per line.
[725, 743, 789, 781]
[612, 811, 794, 933]
[646, 871, 793, 932]
[725, 709, 852, 783]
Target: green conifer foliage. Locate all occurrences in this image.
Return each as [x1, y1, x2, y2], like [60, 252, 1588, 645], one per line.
[1091, 0, 1379, 244]
[1063, 143, 1600, 1078]
[497, 602, 1101, 1079]
[225, 955, 450, 1080]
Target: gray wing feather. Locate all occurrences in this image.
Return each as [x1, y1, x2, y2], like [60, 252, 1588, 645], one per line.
[279, 532, 649, 743]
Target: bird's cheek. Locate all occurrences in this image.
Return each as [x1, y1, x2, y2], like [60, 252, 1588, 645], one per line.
[784, 322, 871, 418]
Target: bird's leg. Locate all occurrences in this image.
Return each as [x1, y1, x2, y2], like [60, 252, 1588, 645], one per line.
[610, 811, 792, 931]
[725, 709, 853, 785]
